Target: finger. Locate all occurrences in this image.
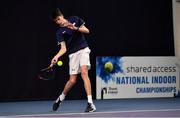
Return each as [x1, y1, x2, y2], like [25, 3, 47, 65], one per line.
[53, 59, 57, 64]
[68, 22, 75, 26]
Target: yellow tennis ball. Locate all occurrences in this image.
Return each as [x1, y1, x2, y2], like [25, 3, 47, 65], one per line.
[57, 61, 63, 66]
[104, 61, 113, 73]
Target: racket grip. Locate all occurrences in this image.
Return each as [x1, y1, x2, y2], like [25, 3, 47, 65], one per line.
[50, 63, 54, 67]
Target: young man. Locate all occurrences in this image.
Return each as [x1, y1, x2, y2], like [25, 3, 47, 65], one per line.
[50, 8, 96, 112]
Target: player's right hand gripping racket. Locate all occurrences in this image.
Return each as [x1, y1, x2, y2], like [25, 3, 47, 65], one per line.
[38, 64, 55, 80]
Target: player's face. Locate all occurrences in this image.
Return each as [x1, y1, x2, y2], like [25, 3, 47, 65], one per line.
[54, 16, 67, 27]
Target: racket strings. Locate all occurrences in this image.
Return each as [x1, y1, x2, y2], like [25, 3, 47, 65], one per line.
[38, 67, 55, 80]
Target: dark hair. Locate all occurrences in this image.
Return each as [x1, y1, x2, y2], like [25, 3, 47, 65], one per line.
[51, 8, 63, 19]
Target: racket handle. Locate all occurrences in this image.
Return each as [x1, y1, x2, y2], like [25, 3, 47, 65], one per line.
[50, 59, 57, 67]
[50, 63, 54, 68]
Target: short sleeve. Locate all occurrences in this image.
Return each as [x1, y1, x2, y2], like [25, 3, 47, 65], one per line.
[78, 17, 85, 27]
[56, 29, 64, 45]
[70, 16, 85, 27]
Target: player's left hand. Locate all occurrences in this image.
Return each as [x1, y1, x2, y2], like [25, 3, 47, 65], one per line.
[67, 22, 78, 30]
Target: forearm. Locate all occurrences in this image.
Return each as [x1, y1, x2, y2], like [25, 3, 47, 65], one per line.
[52, 41, 67, 61]
[55, 48, 66, 58]
[77, 26, 89, 34]
[67, 22, 90, 34]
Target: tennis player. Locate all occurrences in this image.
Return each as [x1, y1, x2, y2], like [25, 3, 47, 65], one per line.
[50, 8, 96, 112]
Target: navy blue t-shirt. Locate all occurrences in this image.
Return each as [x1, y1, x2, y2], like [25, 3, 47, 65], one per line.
[56, 16, 88, 54]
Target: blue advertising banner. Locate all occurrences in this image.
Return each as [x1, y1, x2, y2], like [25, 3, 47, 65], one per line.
[96, 57, 180, 99]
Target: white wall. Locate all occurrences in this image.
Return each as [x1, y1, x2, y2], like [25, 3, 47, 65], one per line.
[173, 0, 180, 94]
[173, 0, 180, 62]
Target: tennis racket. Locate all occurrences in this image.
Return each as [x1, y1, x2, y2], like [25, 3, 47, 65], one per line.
[38, 64, 55, 80]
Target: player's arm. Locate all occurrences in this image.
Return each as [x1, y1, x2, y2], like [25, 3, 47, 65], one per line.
[56, 41, 67, 57]
[77, 25, 89, 34]
[51, 41, 67, 65]
[67, 23, 89, 34]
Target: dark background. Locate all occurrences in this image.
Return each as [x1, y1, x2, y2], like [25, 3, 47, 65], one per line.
[0, 0, 174, 101]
